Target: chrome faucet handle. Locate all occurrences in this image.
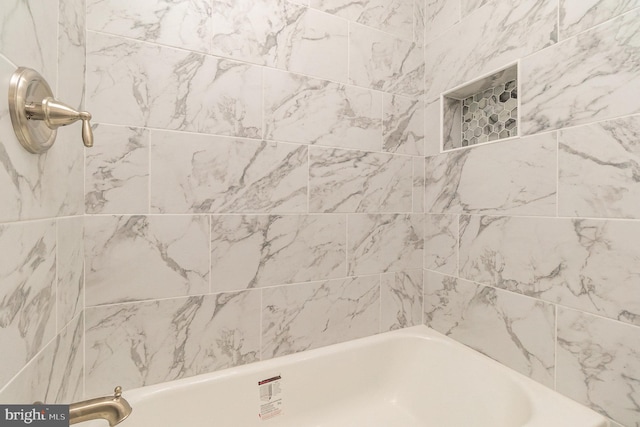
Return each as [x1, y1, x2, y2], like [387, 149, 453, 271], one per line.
[8, 67, 95, 153]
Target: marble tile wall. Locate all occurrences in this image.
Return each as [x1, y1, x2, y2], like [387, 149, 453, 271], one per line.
[424, 2, 640, 425]
[0, 0, 427, 404]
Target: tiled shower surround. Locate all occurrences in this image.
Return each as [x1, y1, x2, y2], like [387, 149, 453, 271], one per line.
[0, 1, 638, 427]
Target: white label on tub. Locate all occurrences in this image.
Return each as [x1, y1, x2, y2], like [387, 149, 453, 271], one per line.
[258, 375, 283, 420]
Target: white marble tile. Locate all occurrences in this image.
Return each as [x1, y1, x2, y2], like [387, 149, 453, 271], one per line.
[559, 0, 640, 39]
[349, 23, 424, 97]
[424, 214, 458, 276]
[521, 9, 640, 135]
[559, 115, 640, 219]
[424, 99, 441, 157]
[85, 124, 149, 214]
[264, 69, 383, 151]
[348, 213, 423, 275]
[150, 131, 308, 213]
[262, 275, 380, 358]
[87, 0, 212, 52]
[557, 308, 640, 426]
[381, 270, 423, 331]
[383, 94, 425, 155]
[424, 133, 557, 216]
[210, 215, 346, 292]
[0, 0, 58, 84]
[415, 0, 426, 46]
[86, 32, 262, 137]
[85, 291, 260, 395]
[424, 0, 460, 43]
[0, 313, 84, 404]
[57, 216, 84, 332]
[212, 1, 348, 82]
[309, 146, 412, 213]
[412, 157, 424, 213]
[424, 0, 556, 102]
[309, 0, 414, 40]
[460, 0, 491, 17]
[459, 215, 640, 326]
[58, 0, 86, 110]
[85, 215, 210, 306]
[424, 270, 555, 387]
[0, 220, 56, 389]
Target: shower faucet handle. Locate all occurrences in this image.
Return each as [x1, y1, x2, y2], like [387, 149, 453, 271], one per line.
[25, 97, 94, 148]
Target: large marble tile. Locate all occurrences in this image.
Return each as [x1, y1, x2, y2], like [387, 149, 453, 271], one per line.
[557, 308, 640, 426]
[424, 99, 441, 157]
[0, 313, 84, 404]
[0, 0, 58, 84]
[212, 1, 348, 82]
[412, 157, 424, 213]
[349, 23, 424, 97]
[57, 216, 84, 332]
[58, 0, 86, 110]
[459, 215, 640, 326]
[150, 131, 308, 213]
[309, 0, 414, 40]
[263, 69, 382, 151]
[348, 214, 423, 275]
[460, 0, 491, 17]
[521, 9, 640, 135]
[87, 0, 211, 52]
[0, 220, 56, 389]
[309, 147, 412, 213]
[381, 270, 423, 331]
[424, 214, 458, 276]
[559, 0, 640, 39]
[424, 0, 460, 43]
[383, 94, 425, 156]
[424, 133, 557, 216]
[559, 115, 640, 219]
[86, 32, 262, 137]
[262, 275, 380, 358]
[85, 291, 260, 395]
[85, 215, 210, 306]
[424, 271, 555, 387]
[210, 215, 346, 292]
[424, 0, 556, 101]
[85, 124, 149, 214]
[415, 0, 426, 46]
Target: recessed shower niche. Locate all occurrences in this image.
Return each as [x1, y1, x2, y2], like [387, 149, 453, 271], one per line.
[442, 64, 518, 151]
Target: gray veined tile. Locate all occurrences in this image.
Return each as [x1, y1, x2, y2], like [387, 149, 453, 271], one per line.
[309, 146, 412, 213]
[85, 215, 210, 306]
[460, 0, 491, 17]
[424, 0, 556, 102]
[263, 69, 383, 151]
[559, 0, 640, 39]
[349, 23, 424, 97]
[412, 157, 425, 213]
[381, 270, 423, 332]
[58, 0, 86, 111]
[559, 115, 640, 219]
[424, 270, 556, 387]
[521, 8, 640, 134]
[212, 0, 348, 82]
[424, 0, 460, 44]
[150, 131, 308, 214]
[0, 220, 56, 390]
[57, 216, 84, 332]
[85, 124, 149, 214]
[348, 214, 423, 276]
[262, 275, 380, 359]
[210, 215, 347, 292]
[424, 99, 441, 157]
[383, 94, 425, 156]
[459, 215, 640, 327]
[309, 0, 414, 40]
[86, 31, 262, 137]
[87, 0, 212, 52]
[557, 308, 640, 426]
[424, 133, 557, 216]
[424, 214, 458, 276]
[85, 291, 260, 395]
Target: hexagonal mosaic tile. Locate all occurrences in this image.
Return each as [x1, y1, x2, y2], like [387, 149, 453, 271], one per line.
[461, 79, 517, 147]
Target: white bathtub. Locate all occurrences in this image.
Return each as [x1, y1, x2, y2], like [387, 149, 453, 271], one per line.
[92, 325, 608, 427]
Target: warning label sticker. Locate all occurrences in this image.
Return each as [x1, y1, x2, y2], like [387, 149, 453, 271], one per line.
[258, 375, 283, 421]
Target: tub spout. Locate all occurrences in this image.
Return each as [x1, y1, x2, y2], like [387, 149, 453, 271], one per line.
[69, 386, 132, 426]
